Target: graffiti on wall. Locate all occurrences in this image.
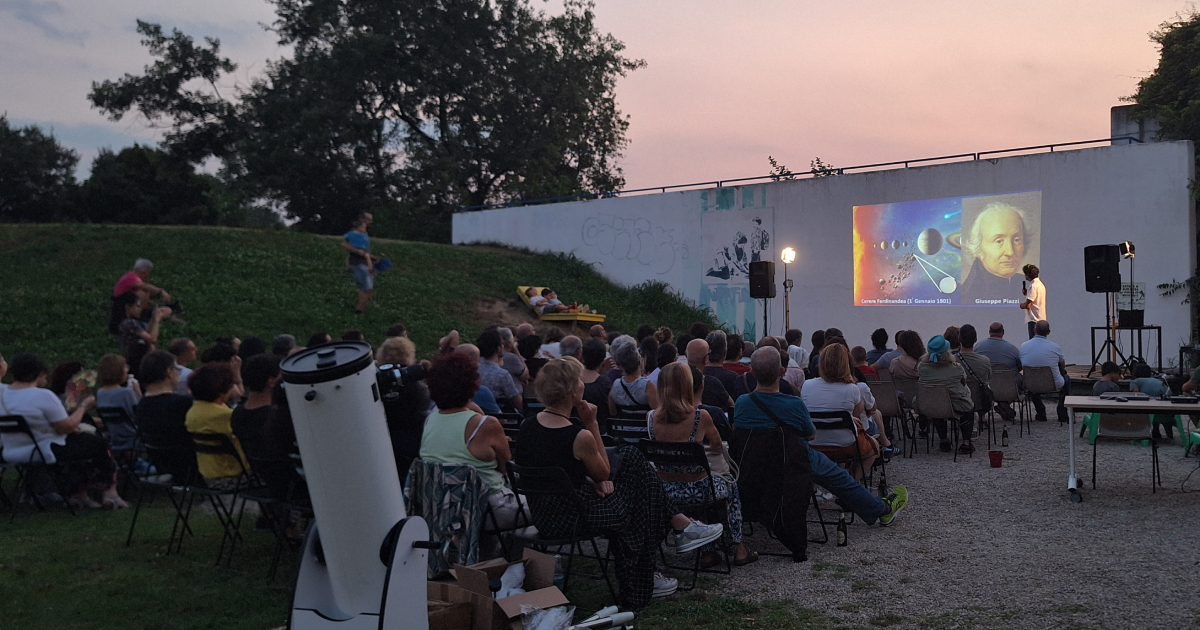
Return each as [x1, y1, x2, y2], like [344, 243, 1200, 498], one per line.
[581, 214, 687, 275]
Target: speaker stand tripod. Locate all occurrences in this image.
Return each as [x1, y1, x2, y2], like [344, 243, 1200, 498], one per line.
[1088, 291, 1127, 376]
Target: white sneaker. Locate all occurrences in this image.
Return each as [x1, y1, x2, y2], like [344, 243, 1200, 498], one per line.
[672, 519, 723, 553]
[652, 571, 678, 598]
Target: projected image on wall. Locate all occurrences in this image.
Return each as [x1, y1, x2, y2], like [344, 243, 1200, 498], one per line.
[853, 191, 1041, 306]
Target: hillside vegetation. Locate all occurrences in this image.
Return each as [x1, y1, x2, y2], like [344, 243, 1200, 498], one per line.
[0, 224, 713, 368]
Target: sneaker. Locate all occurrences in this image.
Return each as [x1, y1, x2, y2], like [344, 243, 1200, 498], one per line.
[652, 571, 678, 598]
[671, 519, 724, 553]
[881, 446, 901, 459]
[878, 485, 908, 527]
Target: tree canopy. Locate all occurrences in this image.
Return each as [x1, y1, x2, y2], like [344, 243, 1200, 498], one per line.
[0, 115, 79, 222]
[90, 0, 643, 241]
[1130, 12, 1200, 147]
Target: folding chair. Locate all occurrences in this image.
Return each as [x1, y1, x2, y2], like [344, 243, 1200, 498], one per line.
[876, 366, 892, 382]
[1022, 366, 1058, 426]
[522, 397, 547, 420]
[126, 442, 199, 553]
[493, 412, 524, 438]
[867, 381, 910, 459]
[607, 414, 649, 443]
[637, 439, 731, 590]
[96, 406, 143, 494]
[188, 432, 257, 567]
[1092, 413, 1161, 492]
[244, 454, 312, 580]
[965, 380, 996, 450]
[891, 379, 926, 453]
[0, 415, 73, 514]
[989, 368, 1028, 437]
[914, 384, 969, 462]
[506, 463, 617, 603]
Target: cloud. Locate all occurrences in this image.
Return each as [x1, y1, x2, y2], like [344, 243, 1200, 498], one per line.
[0, 0, 86, 41]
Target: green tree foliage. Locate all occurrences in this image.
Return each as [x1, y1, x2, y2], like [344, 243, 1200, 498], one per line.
[1130, 12, 1200, 146]
[0, 115, 79, 222]
[90, 1, 643, 241]
[81, 144, 233, 225]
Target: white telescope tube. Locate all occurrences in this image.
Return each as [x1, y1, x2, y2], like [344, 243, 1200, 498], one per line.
[282, 342, 406, 618]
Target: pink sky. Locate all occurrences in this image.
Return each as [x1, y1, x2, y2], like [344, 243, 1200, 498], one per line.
[0, 0, 1188, 192]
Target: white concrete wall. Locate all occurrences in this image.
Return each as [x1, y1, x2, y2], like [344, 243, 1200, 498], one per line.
[455, 141, 1195, 368]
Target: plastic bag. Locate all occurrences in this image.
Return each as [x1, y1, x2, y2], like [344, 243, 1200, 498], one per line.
[520, 604, 576, 630]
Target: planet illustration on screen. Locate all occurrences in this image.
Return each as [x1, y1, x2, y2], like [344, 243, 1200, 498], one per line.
[917, 228, 943, 255]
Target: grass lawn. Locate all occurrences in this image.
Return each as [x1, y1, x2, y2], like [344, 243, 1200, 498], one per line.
[0, 224, 713, 367]
[0, 473, 851, 630]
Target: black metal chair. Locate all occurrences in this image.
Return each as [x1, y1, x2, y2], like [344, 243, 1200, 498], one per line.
[188, 432, 260, 567]
[965, 379, 996, 450]
[607, 414, 649, 443]
[637, 439, 732, 589]
[989, 367, 1028, 436]
[244, 454, 312, 579]
[506, 463, 617, 603]
[0, 414, 73, 514]
[96, 405, 143, 494]
[125, 441, 200, 553]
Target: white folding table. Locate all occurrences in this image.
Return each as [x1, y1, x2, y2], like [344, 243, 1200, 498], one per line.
[1063, 395, 1200, 502]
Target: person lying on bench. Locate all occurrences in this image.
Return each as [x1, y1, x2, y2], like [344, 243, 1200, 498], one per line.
[527, 287, 586, 313]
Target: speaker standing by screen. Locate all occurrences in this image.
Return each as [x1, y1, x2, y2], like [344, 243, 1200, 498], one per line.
[1083, 244, 1121, 293]
[749, 261, 776, 299]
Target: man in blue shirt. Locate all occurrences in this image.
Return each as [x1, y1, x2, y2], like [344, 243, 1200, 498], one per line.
[975, 322, 1022, 420]
[1018, 320, 1069, 423]
[341, 216, 375, 314]
[734, 348, 908, 526]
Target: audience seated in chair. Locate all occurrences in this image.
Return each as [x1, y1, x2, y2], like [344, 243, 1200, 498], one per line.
[649, 363, 756, 567]
[1, 352, 126, 509]
[801, 344, 880, 479]
[609, 335, 658, 418]
[918, 335, 976, 454]
[734, 348, 908, 527]
[516, 357, 724, 607]
[375, 337, 432, 480]
[1092, 361, 1121, 396]
[96, 353, 142, 453]
[419, 353, 526, 532]
[184, 363, 251, 490]
[135, 351, 196, 483]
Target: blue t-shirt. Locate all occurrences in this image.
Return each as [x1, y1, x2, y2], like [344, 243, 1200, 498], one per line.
[733, 390, 823, 468]
[1092, 380, 1120, 396]
[343, 230, 370, 265]
[733, 391, 814, 435]
[1131, 377, 1168, 398]
[473, 386, 502, 415]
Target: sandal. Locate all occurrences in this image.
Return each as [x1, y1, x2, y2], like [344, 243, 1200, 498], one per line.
[699, 551, 722, 569]
[734, 550, 760, 566]
[102, 497, 130, 510]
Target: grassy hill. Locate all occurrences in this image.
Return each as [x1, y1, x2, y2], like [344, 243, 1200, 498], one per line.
[0, 224, 713, 369]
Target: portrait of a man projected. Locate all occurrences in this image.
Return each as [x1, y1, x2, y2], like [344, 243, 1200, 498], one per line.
[852, 190, 1041, 307]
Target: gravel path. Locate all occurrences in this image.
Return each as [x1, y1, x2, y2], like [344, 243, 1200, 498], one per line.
[715, 417, 1200, 629]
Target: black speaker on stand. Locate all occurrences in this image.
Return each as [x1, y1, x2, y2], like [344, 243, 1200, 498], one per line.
[1084, 244, 1126, 375]
[749, 261, 775, 338]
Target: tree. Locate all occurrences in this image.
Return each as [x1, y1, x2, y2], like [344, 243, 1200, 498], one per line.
[79, 144, 250, 226]
[1130, 12, 1200, 150]
[90, 0, 643, 241]
[0, 115, 79, 222]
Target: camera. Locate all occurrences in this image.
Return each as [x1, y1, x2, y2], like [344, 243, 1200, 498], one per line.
[376, 363, 427, 400]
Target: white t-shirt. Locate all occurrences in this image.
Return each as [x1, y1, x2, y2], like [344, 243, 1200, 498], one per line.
[1025, 277, 1046, 323]
[0, 386, 69, 464]
[801, 379, 861, 448]
[787, 345, 809, 370]
[175, 363, 193, 395]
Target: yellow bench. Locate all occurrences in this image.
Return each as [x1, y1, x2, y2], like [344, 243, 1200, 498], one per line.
[518, 286, 606, 323]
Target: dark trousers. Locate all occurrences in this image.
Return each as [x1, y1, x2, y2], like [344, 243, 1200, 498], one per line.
[49, 432, 118, 495]
[1030, 381, 1071, 422]
[934, 412, 975, 443]
[1027, 321, 1036, 340]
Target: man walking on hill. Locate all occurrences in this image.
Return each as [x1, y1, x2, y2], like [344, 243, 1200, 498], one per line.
[342, 218, 375, 314]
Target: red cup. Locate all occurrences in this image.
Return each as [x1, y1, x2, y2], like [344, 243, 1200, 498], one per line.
[988, 450, 1003, 468]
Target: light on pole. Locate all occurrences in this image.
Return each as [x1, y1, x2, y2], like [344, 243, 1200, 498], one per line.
[780, 247, 796, 333]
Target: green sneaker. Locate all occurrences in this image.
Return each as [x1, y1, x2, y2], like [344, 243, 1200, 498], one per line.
[878, 484, 908, 527]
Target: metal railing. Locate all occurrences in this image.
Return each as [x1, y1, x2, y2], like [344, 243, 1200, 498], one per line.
[460, 136, 1144, 212]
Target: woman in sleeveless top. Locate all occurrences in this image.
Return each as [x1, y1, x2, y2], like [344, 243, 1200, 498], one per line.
[419, 353, 525, 530]
[608, 335, 658, 417]
[516, 358, 724, 607]
[800, 343, 879, 479]
[649, 363, 755, 566]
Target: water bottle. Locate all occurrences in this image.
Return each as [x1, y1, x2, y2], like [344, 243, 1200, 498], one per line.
[552, 554, 564, 589]
[1001, 427, 1009, 447]
[836, 513, 847, 547]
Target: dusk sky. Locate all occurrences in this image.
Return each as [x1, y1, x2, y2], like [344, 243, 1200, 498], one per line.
[2, 0, 1191, 191]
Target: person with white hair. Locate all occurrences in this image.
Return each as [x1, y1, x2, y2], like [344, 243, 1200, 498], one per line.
[113, 258, 171, 302]
[959, 203, 1033, 304]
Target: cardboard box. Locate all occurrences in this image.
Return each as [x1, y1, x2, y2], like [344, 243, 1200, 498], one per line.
[427, 583, 475, 630]
[443, 548, 571, 630]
